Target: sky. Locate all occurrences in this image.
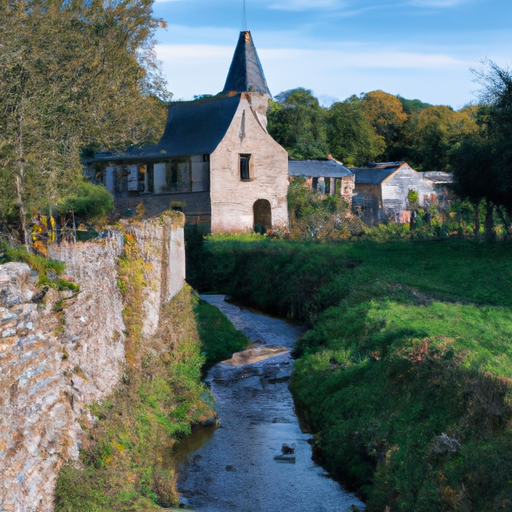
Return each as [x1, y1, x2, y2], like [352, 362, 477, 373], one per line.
[152, 0, 512, 109]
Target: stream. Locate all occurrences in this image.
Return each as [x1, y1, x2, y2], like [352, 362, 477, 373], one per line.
[172, 295, 365, 512]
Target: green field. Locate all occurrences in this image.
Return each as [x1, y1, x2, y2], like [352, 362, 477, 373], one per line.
[189, 236, 512, 511]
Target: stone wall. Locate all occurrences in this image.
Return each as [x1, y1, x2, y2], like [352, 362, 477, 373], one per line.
[0, 215, 185, 512]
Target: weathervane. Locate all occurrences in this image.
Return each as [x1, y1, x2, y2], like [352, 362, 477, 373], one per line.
[242, 0, 248, 31]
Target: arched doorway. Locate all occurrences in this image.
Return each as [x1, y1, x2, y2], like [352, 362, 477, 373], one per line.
[253, 199, 272, 232]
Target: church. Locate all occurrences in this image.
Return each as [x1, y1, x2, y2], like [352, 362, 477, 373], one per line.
[85, 31, 289, 233]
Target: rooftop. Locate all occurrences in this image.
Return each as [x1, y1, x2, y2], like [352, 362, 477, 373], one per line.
[289, 159, 353, 178]
[222, 31, 271, 96]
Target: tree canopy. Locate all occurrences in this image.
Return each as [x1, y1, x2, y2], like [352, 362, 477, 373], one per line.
[327, 96, 385, 166]
[0, 0, 169, 241]
[268, 88, 329, 160]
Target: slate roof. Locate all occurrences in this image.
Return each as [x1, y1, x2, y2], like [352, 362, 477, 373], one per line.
[349, 162, 405, 184]
[423, 171, 453, 184]
[289, 159, 353, 178]
[223, 31, 271, 96]
[87, 94, 242, 162]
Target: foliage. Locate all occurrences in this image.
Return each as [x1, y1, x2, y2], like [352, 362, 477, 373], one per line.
[55, 236, 212, 510]
[0, 240, 79, 291]
[327, 96, 385, 166]
[451, 62, 512, 236]
[188, 236, 512, 510]
[194, 298, 249, 367]
[0, 0, 169, 243]
[410, 106, 477, 172]
[268, 88, 329, 159]
[397, 95, 433, 115]
[361, 90, 408, 150]
[57, 181, 114, 219]
[287, 177, 363, 240]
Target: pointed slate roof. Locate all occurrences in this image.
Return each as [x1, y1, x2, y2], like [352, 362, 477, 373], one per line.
[222, 31, 271, 96]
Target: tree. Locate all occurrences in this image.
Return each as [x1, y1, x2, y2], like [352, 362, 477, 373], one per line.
[361, 90, 408, 155]
[411, 106, 477, 172]
[327, 96, 385, 166]
[451, 62, 512, 238]
[0, 0, 169, 243]
[268, 88, 329, 159]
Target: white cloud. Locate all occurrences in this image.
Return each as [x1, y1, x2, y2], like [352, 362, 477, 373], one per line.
[409, 0, 468, 7]
[156, 42, 472, 105]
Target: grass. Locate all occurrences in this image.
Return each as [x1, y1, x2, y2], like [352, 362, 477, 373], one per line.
[194, 298, 250, 368]
[0, 242, 79, 292]
[187, 235, 512, 511]
[55, 232, 249, 511]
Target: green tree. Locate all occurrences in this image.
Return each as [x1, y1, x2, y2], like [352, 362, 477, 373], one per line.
[412, 106, 477, 172]
[451, 62, 512, 238]
[0, 0, 169, 243]
[268, 88, 329, 159]
[327, 95, 385, 166]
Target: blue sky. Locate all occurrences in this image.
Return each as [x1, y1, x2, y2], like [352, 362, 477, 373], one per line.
[152, 0, 512, 109]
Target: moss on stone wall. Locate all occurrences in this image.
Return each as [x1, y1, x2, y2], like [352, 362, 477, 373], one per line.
[54, 232, 211, 511]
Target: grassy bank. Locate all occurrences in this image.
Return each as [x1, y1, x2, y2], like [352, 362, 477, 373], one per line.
[54, 236, 249, 511]
[188, 236, 512, 511]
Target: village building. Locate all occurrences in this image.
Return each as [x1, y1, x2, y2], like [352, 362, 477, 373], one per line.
[85, 31, 289, 233]
[349, 161, 437, 225]
[288, 158, 355, 202]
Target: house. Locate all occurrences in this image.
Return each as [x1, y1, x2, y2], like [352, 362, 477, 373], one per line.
[349, 161, 436, 225]
[423, 171, 454, 209]
[288, 158, 355, 202]
[85, 31, 289, 233]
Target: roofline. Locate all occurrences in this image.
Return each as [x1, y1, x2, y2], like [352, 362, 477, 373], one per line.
[83, 153, 211, 164]
[380, 162, 416, 184]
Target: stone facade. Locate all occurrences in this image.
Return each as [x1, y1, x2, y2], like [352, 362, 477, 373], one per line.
[210, 93, 289, 232]
[351, 162, 436, 225]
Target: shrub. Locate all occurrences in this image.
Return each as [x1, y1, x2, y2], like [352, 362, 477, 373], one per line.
[58, 181, 113, 219]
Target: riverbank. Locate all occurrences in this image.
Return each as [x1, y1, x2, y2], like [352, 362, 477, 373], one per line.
[54, 286, 252, 511]
[176, 295, 365, 512]
[188, 236, 512, 511]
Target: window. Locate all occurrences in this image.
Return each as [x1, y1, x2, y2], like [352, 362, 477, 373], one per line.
[203, 154, 210, 163]
[240, 154, 252, 181]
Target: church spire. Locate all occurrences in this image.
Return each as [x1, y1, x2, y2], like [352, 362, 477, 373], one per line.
[222, 31, 271, 96]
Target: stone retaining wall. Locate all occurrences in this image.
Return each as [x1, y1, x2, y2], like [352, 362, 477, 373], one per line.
[0, 215, 185, 512]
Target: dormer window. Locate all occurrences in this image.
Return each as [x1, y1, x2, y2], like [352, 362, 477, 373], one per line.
[240, 154, 252, 181]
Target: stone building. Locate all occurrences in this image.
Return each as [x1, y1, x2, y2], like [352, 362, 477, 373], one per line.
[85, 31, 289, 233]
[350, 161, 436, 225]
[288, 158, 355, 202]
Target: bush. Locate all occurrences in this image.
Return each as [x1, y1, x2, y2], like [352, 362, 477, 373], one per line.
[58, 181, 113, 219]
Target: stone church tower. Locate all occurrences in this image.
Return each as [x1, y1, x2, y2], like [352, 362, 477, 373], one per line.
[86, 31, 289, 233]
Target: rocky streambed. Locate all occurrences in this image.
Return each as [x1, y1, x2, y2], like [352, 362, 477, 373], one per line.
[172, 295, 365, 512]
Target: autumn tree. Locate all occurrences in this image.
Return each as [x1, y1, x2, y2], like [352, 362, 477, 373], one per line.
[327, 95, 385, 166]
[268, 88, 329, 159]
[0, 0, 169, 243]
[361, 90, 407, 159]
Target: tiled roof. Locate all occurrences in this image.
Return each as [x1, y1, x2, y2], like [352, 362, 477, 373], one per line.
[289, 159, 353, 178]
[87, 94, 242, 162]
[349, 162, 404, 184]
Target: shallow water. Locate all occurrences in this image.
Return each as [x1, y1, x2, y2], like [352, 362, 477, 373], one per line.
[173, 295, 365, 512]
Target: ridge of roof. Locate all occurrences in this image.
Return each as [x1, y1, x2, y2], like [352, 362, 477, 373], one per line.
[222, 31, 271, 96]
